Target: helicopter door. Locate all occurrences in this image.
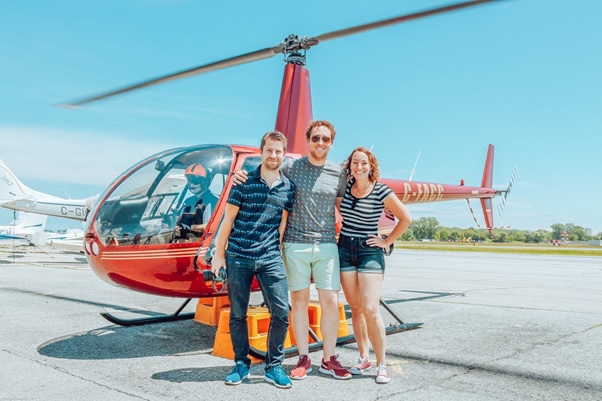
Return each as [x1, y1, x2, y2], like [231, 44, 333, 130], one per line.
[200, 154, 262, 265]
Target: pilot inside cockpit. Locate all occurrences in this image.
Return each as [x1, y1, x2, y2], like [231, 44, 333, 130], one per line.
[173, 163, 219, 240]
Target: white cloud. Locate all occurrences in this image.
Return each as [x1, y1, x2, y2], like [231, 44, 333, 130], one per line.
[1, 125, 176, 187]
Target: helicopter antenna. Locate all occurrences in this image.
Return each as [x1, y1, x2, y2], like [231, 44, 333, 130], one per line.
[409, 151, 421, 181]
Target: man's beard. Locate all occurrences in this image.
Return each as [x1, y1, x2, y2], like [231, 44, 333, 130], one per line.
[263, 160, 282, 171]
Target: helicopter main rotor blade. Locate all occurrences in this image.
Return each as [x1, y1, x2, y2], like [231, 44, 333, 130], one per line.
[61, 0, 502, 107]
[61, 46, 282, 107]
[312, 0, 500, 44]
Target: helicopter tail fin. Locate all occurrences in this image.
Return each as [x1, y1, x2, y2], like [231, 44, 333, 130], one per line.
[479, 144, 495, 231]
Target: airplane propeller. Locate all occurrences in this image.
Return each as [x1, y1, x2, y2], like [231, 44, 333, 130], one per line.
[60, 0, 501, 107]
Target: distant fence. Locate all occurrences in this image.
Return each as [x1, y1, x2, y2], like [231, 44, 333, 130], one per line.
[551, 240, 602, 247]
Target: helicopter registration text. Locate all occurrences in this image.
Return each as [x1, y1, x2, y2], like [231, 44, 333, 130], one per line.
[401, 183, 444, 203]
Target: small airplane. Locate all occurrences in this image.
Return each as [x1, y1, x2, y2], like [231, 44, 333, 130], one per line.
[47, 228, 86, 252]
[0, 211, 48, 246]
[11, 1, 514, 357]
[47, 228, 86, 241]
[0, 158, 98, 222]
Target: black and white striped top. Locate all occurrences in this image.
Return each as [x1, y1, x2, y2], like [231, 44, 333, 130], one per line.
[339, 180, 393, 238]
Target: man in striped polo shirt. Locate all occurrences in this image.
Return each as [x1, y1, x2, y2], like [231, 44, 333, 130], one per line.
[211, 131, 296, 389]
[232, 121, 352, 380]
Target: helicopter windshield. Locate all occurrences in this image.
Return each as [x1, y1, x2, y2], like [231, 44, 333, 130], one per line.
[94, 145, 233, 246]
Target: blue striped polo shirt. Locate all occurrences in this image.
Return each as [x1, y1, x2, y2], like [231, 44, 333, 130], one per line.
[226, 165, 295, 260]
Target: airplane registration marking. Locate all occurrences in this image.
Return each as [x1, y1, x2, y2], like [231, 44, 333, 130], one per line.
[1, 175, 14, 187]
[402, 183, 444, 203]
[60, 206, 87, 217]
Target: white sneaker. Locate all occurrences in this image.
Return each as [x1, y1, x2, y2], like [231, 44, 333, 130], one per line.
[375, 362, 391, 384]
[349, 357, 372, 375]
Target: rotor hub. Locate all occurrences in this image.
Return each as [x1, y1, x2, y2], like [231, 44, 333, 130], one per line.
[279, 34, 318, 65]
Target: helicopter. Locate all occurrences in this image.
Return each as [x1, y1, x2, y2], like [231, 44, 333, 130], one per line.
[8, 0, 512, 357]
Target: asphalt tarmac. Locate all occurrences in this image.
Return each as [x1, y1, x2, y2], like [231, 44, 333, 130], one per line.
[1, 245, 601, 401]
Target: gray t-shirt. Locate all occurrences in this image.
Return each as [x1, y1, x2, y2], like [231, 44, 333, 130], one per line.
[281, 157, 346, 244]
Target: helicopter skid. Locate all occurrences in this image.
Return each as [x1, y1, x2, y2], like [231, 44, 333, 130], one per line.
[248, 322, 422, 360]
[100, 298, 195, 327]
[249, 298, 423, 360]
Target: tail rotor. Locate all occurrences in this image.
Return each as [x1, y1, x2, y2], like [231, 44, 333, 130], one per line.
[496, 165, 519, 218]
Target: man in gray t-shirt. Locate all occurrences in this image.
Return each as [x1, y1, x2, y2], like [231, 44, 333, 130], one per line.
[280, 131, 350, 380]
[282, 157, 345, 244]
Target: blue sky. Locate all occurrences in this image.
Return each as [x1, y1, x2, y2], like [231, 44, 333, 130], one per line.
[1, 0, 601, 234]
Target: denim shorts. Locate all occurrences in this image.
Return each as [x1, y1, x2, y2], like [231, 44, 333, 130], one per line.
[338, 235, 385, 274]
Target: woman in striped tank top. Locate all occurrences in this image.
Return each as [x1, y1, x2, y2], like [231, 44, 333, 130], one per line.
[337, 146, 412, 384]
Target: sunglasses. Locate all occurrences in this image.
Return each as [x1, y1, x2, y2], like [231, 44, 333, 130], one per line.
[187, 176, 204, 185]
[310, 135, 332, 144]
[211, 267, 228, 293]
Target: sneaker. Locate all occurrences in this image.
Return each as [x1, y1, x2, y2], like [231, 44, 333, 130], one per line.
[225, 361, 250, 385]
[319, 354, 352, 380]
[375, 362, 391, 384]
[290, 355, 312, 380]
[265, 365, 293, 389]
[349, 357, 372, 375]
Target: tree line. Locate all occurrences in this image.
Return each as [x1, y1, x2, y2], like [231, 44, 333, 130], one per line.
[398, 217, 602, 243]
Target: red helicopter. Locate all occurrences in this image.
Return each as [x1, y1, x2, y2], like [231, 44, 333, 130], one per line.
[61, 0, 508, 354]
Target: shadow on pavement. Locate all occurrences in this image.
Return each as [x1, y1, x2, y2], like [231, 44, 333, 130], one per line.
[38, 319, 217, 360]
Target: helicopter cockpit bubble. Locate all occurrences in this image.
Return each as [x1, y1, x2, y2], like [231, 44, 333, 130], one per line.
[94, 145, 233, 247]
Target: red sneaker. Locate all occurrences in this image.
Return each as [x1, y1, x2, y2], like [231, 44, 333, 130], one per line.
[318, 354, 352, 380]
[290, 355, 312, 380]
[349, 357, 372, 375]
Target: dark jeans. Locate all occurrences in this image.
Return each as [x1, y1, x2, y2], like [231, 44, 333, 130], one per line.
[226, 253, 290, 369]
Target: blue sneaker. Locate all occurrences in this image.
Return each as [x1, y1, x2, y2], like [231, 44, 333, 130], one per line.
[225, 361, 250, 385]
[264, 365, 293, 389]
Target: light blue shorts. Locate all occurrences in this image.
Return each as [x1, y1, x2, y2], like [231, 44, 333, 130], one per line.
[282, 242, 340, 291]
